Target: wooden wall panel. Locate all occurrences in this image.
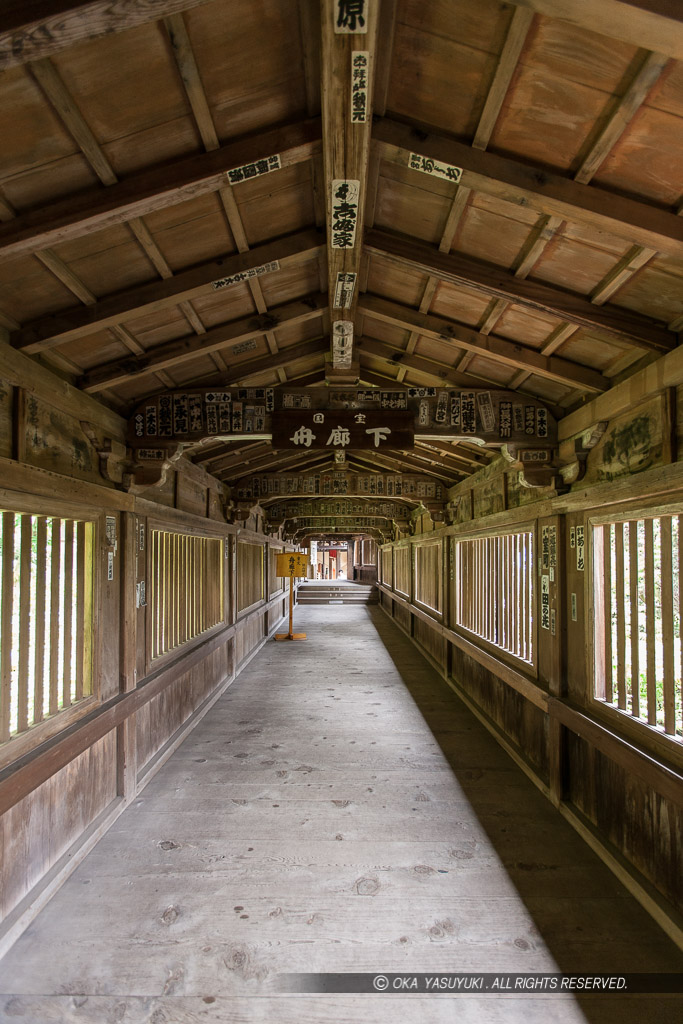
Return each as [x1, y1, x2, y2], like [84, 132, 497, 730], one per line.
[235, 615, 264, 668]
[392, 601, 411, 633]
[450, 643, 549, 778]
[567, 733, 682, 910]
[414, 617, 446, 667]
[135, 644, 229, 772]
[0, 730, 117, 921]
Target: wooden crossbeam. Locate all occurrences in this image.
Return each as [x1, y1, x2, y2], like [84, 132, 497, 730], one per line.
[205, 339, 327, 388]
[358, 294, 609, 392]
[349, 448, 457, 482]
[321, 0, 379, 367]
[12, 230, 323, 353]
[0, 120, 321, 266]
[415, 438, 489, 469]
[81, 294, 327, 392]
[219, 449, 331, 480]
[0, 0, 218, 68]
[358, 335, 505, 390]
[364, 229, 675, 353]
[373, 118, 683, 258]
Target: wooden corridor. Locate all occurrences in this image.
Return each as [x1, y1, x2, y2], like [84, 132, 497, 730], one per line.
[0, 605, 680, 1024]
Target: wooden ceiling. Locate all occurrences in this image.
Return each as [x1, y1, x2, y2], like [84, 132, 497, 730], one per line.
[1, 0, 682, 490]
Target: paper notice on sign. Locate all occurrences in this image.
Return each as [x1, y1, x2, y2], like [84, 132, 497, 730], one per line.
[408, 152, 462, 183]
[331, 179, 360, 249]
[477, 392, 495, 433]
[333, 272, 357, 309]
[541, 575, 550, 630]
[576, 525, 585, 571]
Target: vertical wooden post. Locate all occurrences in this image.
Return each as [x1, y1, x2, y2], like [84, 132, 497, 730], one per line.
[539, 515, 566, 808]
[117, 512, 138, 803]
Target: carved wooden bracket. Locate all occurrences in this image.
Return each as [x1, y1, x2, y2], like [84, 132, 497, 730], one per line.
[558, 421, 608, 485]
[80, 421, 128, 484]
[122, 443, 185, 494]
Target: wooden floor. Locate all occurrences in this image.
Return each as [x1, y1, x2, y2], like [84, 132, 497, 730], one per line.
[0, 606, 681, 1023]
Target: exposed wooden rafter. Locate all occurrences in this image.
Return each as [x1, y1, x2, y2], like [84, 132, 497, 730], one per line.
[0, 120, 322, 266]
[80, 295, 328, 392]
[364, 229, 676, 353]
[12, 229, 323, 353]
[506, 0, 683, 62]
[373, 118, 683, 258]
[359, 294, 609, 392]
[0, 0, 219, 69]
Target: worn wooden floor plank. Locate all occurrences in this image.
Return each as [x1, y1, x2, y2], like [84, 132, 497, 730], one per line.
[0, 605, 681, 1022]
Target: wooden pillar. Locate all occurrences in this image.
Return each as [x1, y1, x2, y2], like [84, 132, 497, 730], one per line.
[538, 514, 566, 807]
[117, 511, 138, 802]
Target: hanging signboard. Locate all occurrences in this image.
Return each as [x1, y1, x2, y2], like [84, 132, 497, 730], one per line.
[271, 410, 414, 450]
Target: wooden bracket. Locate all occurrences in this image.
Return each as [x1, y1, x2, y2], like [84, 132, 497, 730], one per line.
[558, 421, 608, 485]
[80, 420, 128, 483]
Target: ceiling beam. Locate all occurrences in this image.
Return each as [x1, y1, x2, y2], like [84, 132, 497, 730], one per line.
[12, 229, 323, 353]
[80, 294, 327, 392]
[349, 448, 458, 482]
[321, 0, 379, 367]
[365, 229, 675, 353]
[0, 0, 217, 69]
[358, 294, 609, 392]
[201, 339, 327, 389]
[505, 0, 683, 62]
[473, 7, 535, 150]
[373, 118, 683, 259]
[0, 120, 321, 266]
[415, 438, 489, 468]
[220, 449, 331, 480]
[358, 335, 504, 389]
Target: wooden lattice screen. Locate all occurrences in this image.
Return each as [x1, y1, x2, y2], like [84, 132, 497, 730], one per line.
[394, 545, 411, 597]
[454, 531, 534, 665]
[414, 540, 443, 613]
[150, 529, 224, 660]
[237, 541, 264, 612]
[593, 515, 682, 739]
[0, 510, 94, 743]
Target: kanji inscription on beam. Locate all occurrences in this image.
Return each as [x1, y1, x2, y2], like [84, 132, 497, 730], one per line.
[335, 0, 368, 33]
[331, 179, 360, 249]
[272, 410, 414, 450]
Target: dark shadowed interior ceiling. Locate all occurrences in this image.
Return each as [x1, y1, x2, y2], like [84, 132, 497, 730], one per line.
[0, 0, 681, 539]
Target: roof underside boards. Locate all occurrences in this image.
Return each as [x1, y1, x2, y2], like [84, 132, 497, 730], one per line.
[0, 0, 681, 495]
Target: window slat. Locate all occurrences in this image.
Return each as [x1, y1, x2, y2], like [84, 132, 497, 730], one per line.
[661, 517, 675, 735]
[454, 530, 534, 666]
[1, 512, 15, 742]
[594, 513, 681, 743]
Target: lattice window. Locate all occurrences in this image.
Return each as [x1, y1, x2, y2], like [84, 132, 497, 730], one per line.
[455, 531, 534, 665]
[394, 545, 411, 597]
[150, 529, 224, 660]
[414, 540, 442, 613]
[380, 547, 392, 587]
[237, 541, 264, 612]
[593, 515, 682, 740]
[269, 546, 285, 595]
[0, 510, 94, 744]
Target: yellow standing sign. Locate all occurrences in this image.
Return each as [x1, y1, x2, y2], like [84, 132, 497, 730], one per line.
[275, 552, 309, 641]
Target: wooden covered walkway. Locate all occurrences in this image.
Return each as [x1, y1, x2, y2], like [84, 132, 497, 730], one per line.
[0, 604, 679, 1024]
